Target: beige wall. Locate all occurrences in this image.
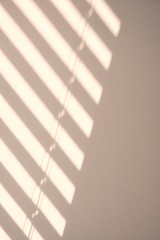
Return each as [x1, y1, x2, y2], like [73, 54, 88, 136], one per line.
[67, 1, 160, 239]
[1, 0, 160, 240]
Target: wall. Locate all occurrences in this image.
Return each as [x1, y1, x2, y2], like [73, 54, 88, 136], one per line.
[1, 1, 160, 240]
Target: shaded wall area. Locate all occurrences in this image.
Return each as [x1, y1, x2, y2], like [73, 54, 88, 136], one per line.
[65, 1, 160, 240]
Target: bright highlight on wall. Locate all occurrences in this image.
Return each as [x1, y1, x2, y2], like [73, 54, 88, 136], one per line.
[0, 0, 121, 239]
[0, 227, 12, 240]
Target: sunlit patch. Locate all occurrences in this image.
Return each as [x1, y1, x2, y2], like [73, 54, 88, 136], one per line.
[1, 52, 54, 134]
[75, 60, 103, 104]
[86, 0, 121, 37]
[0, 141, 66, 236]
[57, 126, 84, 170]
[12, 0, 73, 69]
[52, 84, 93, 138]
[0, 1, 121, 238]
[49, 0, 112, 69]
[49, 161, 76, 204]
[0, 96, 45, 165]
[61, 88, 94, 137]
[1, 6, 93, 137]
[40, 195, 66, 237]
[0, 97, 77, 201]
[0, 184, 44, 240]
[40, 153, 76, 204]
[12, 0, 103, 104]
[0, 228, 11, 240]
[1, 141, 37, 198]
[0, 55, 84, 170]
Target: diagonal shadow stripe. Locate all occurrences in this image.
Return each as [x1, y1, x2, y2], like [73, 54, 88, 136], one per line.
[1, 121, 74, 214]
[86, 5, 117, 45]
[2, 0, 71, 84]
[0, 83, 84, 171]
[70, 0, 90, 17]
[1, 78, 53, 150]
[1, 167, 35, 217]
[0, 228, 12, 240]
[1, 121, 44, 184]
[85, 0, 121, 37]
[0, 9, 94, 137]
[1, 33, 60, 116]
[1, 169, 64, 239]
[6, 2, 104, 104]
[1, 208, 28, 240]
[0, 94, 77, 204]
[34, 0, 108, 74]
[1, 152, 66, 237]
[0, 1, 121, 239]
[46, 0, 112, 68]
[1, 36, 93, 143]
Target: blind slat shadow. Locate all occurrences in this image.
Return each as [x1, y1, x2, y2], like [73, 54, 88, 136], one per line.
[1, 166, 35, 216]
[1, 147, 66, 238]
[1, 121, 44, 184]
[0, 11, 94, 136]
[34, 0, 108, 76]
[1, 33, 61, 115]
[0, 98, 77, 205]
[2, 180, 58, 240]
[2, 0, 71, 84]
[1, 78, 53, 149]
[2, 0, 104, 104]
[1, 207, 28, 240]
[1, 32, 94, 144]
[0, 0, 121, 239]
[1, 122, 74, 215]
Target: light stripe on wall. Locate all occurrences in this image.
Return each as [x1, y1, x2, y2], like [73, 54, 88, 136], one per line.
[12, 0, 103, 104]
[1, 6, 93, 137]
